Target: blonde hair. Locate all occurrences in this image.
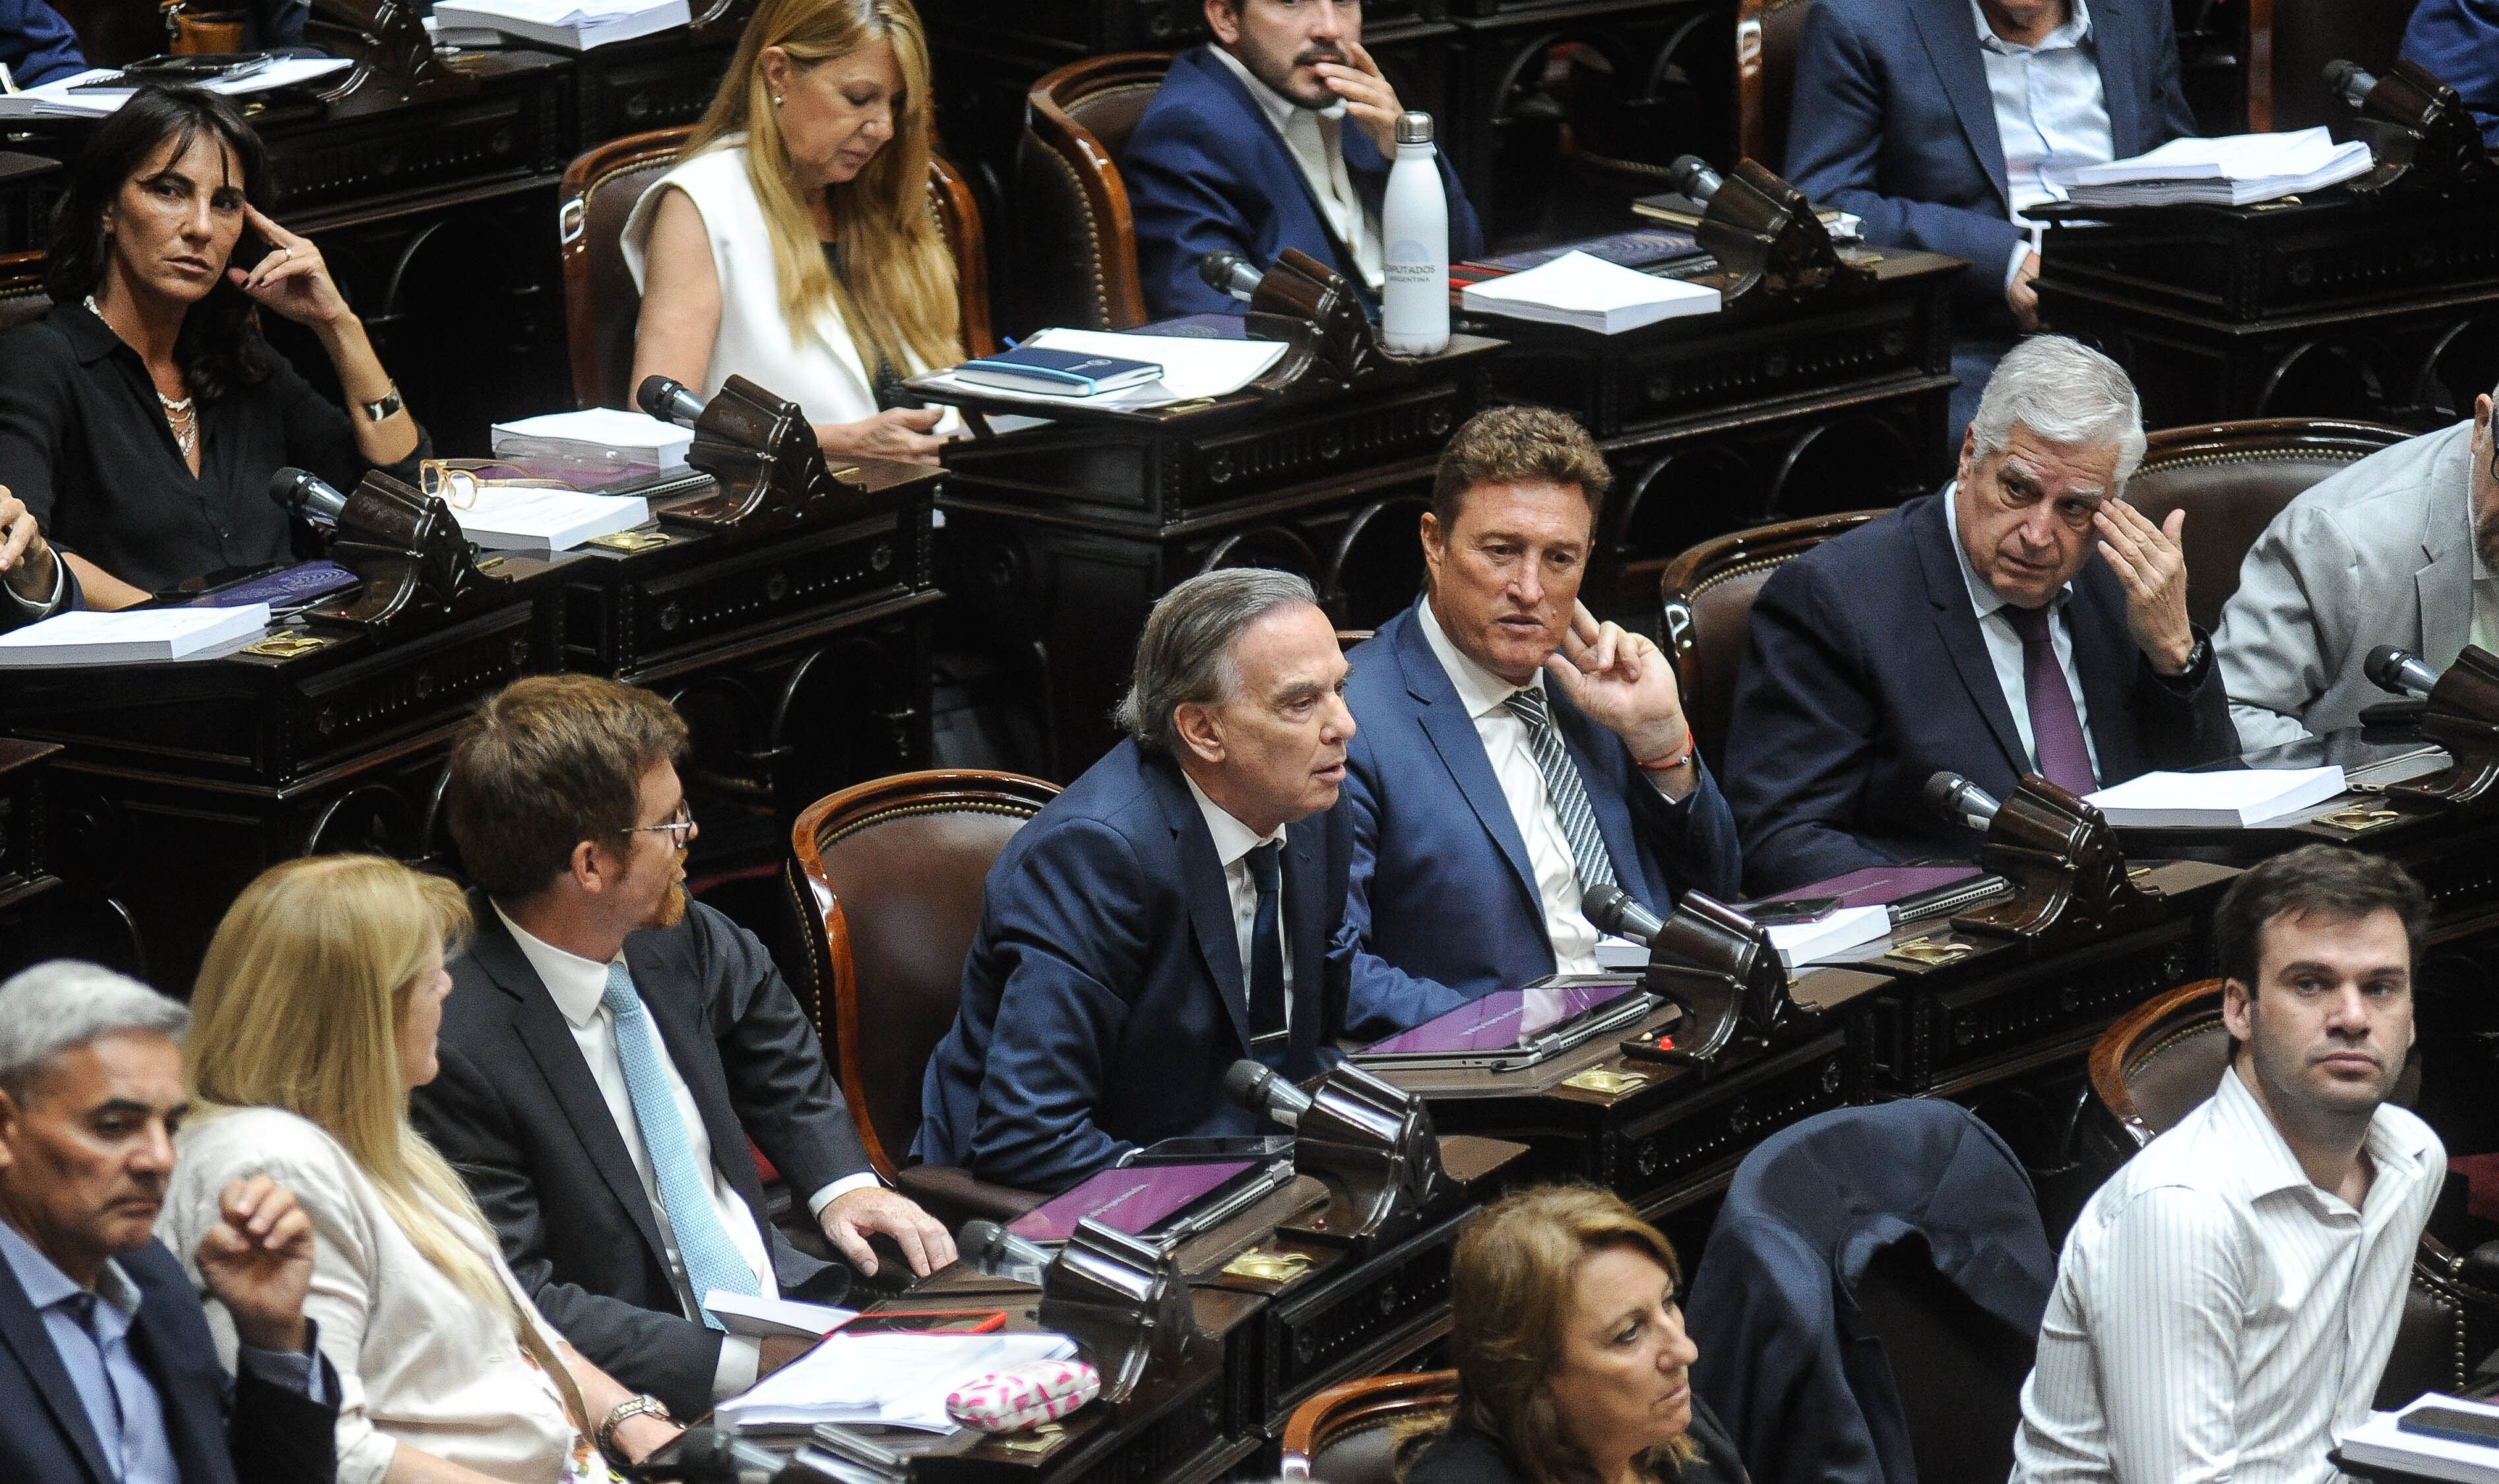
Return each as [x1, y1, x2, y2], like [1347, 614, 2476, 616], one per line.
[186, 855, 511, 1323]
[688, 0, 959, 379]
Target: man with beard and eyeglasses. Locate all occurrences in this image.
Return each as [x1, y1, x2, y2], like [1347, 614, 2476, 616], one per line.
[2217, 381, 2499, 749]
[2011, 844, 2443, 1484]
[410, 675, 953, 1425]
[1122, 0, 1482, 319]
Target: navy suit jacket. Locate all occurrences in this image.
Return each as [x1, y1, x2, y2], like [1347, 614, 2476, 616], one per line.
[1785, 0, 2194, 328]
[0, 0, 85, 89]
[0, 1237, 337, 1484]
[411, 894, 862, 1422]
[1723, 492, 2235, 894]
[2403, 0, 2499, 147]
[914, 740, 1353, 1194]
[1334, 602, 1744, 1024]
[1125, 46, 1485, 320]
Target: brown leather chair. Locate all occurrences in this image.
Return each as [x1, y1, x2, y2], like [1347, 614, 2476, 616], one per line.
[557, 127, 996, 410]
[0, 251, 49, 336]
[1280, 1370, 1458, 1484]
[1657, 509, 1884, 778]
[784, 768, 1061, 1224]
[1015, 53, 1170, 334]
[1734, 0, 1816, 168]
[2124, 417, 2415, 633]
[2089, 979, 2498, 1405]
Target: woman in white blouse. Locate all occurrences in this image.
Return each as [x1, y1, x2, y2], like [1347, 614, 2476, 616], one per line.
[626, 0, 959, 464]
[159, 855, 685, 1484]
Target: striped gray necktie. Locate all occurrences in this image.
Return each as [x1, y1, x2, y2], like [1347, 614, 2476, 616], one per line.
[1503, 685, 1619, 896]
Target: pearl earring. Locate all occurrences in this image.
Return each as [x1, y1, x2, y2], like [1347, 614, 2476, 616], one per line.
[771, 92, 785, 106]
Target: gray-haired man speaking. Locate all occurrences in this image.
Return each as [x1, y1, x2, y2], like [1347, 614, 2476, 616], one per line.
[0, 961, 338, 1484]
[1723, 334, 2238, 893]
[915, 568, 1370, 1194]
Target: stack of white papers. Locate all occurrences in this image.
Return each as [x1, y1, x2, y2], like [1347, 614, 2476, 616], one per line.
[429, 0, 689, 49]
[491, 408, 692, 470]
[2047, 128, 2373, 207]
[1767, 906, 1893, 968]
[918, 327, 1287, 411]
[446, 489, 650, 551]
[2084, 766, 2348, 827]
[2341, 1395, 2499, 1483]
[0, 59, 352, 118]
[1461, 252, 1721, 334]
[0, 604, 270, 665]
[716, 1330, 1077, 1433]
[704, 1291, 856, 1342]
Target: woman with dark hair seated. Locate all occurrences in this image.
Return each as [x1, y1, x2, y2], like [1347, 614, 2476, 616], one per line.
[0, 84, 426, 609]
[1405, 1186, 1750, 1484]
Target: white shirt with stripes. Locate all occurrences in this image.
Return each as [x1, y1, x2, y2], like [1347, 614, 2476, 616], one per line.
[2011, 1061, 2444, 1484]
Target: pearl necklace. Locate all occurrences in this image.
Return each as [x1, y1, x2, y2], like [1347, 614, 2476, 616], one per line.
[85, 294, 197, 458]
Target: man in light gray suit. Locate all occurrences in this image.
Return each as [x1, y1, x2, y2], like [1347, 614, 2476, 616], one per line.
[2215, 387, 2498, 750]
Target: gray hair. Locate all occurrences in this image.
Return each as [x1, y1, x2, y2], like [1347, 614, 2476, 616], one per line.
[0, 961, 189, 1103]
[1114, 568, 1321, 756]
[1969, 334, 2149, 486]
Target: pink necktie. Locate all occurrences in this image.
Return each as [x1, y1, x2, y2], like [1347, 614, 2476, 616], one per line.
[2004, 604, 2097, 795]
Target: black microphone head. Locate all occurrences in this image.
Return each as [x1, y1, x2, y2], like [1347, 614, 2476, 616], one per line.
[1222, 1058, 1275, 1111]
[636, 375, 674, 418]
[664, 1426, 743, 1483]
[269, 466, 310, 510]
[959, 1219, 1005, 1258]
[2364, 644, 2406, 692]
[1922, 771, 1967, 817]
[1581, 883, 1628, 933]
[1667, 154, 1723, 200]
[2323, 59, 2360, 91]
[270, 466, 348, 524]
[1199, 251, 1245, 292]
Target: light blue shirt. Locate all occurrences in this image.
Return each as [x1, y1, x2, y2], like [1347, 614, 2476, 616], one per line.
[0, 1218, 322, 1483]
[1945, 484, 2104, 784]
[1973, 0, 2114, 284]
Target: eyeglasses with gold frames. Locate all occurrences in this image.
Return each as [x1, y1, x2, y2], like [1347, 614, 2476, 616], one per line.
[621, 801, 696, 850]
[418, 459, 571, 510]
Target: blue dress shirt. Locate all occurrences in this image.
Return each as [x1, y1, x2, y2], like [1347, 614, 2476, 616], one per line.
[1972, 0, 2114, 284]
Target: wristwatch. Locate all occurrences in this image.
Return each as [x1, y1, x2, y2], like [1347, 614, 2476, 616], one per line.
[360, 384, 403, 423]
[596, 1393, 672, 1465]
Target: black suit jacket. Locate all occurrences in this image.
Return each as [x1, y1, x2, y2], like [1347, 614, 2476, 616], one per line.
[0, 1237, 337, 1484]
[1405, 1414, 1748, 1484]
[411, 893, 870, 1420]
[1723, 492, 2234, 894]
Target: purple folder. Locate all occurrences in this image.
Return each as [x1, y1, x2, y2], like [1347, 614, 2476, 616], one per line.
[1772, 865, 1984, 912]
[185, 561, 360, 608]
[1007, 1159, 1256, 1243]
[1359, 981, 1645, 1057]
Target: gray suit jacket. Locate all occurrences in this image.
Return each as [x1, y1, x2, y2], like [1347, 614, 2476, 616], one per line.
[2214, 420, 2479, 749]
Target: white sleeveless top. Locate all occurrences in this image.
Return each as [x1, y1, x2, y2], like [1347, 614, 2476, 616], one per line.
[621, 138, 953, 431]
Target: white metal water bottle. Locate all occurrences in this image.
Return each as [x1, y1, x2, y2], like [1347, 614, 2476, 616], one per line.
[1381, 110, 1450, 356]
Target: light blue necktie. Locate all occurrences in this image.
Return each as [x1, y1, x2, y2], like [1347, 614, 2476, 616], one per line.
[602, 962, 759, 1328]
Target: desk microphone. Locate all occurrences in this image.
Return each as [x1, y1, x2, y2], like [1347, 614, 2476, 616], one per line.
[2366, 645, 2442, 700]
[1223, 1058, 1312, 1130]
[1583, 884, 1664, 946]
[2324, 59, 2379, 113]
[622, 1424, 792, 1483]
[1198, 251, 1265, 305]
[1924, 771, 2002, 833]
[1666, 154, 1723, 205]
[637, 374, 708, 429]
[269, 468, 350, 528]
[958, 1220, 1051, 1286]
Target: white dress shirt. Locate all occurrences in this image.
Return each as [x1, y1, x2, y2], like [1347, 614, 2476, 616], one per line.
[3, 554, 63, 619]
[2013, 1062, 2442, 1484]
[1973, 0, 2114, 287]
[1207, 44, 1386, 292]
[1945, 485, 2104, 784]
[1182, 772, 1295, 1033]
[496, 907, 875, 1400]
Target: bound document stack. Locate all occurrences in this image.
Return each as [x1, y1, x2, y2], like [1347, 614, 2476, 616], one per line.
[426, 0, 689, 49]
[2082, 766, 2348, 827]
[446, 489, 651, 552]
[716, 1330, 1077, 1433]
[1460, 251, 1720, 334]
[2046, 128, 2372, 208]
[0, 604, 270, 666]
[2341, 1395, 2499, 1484]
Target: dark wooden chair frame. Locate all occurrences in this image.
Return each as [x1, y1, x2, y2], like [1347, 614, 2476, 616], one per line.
[1280, 1370, 1459, 1483]
[1023, 52, 1171, 333]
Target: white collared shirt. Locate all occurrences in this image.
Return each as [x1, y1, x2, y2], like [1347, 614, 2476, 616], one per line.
[1207, 44, 1386, 293]
[493, 906, 875, 1400]
[1182, 771, 1295, 1029]
[2013, 1062, 2444, 1484]
[1945, 485, 2104, 784]
[1973, 0, 2114, 286]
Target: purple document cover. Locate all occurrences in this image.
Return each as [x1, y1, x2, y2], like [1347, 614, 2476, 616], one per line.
[1776, 865, 1983, 912]
[185, 561, 360, 608]
[1360, 981, 1644, 1057]
[1007, 1159, 1255, 1243]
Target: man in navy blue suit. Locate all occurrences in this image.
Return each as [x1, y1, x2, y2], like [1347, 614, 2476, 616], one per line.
[1785, 0, 2195, 448]
[2403, 0, 2499, 148]
[1124, 0, 1484, 320]
[917, 569, 1370, 1194]
[0, 0, 85, 91]
[1336, 407, 1743, 1023]
[1723, 336, 2234, 896]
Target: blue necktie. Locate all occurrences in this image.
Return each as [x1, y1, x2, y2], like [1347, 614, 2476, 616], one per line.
[602, 963, 759, 1328]
[1246, 840, 1286, 1061]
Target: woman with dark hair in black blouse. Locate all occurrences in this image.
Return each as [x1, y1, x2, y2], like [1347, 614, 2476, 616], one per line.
[0, 84, 427, 607]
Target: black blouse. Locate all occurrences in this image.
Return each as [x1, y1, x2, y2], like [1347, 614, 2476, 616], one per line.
[1403, 1411, 1751, 1484]
[0, 301, 430, 595]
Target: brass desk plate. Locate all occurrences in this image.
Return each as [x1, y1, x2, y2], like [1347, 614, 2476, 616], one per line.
[1885, 934, 1975, 968]
[587, 530, 672, 554]
[2316, 801, 2403, 834]
[241, 631, 330, 659]
[1221, 1249, 1315, 1284]
[988, 1423, 1068, 1458]
[1561, 1067, 1648, 1098]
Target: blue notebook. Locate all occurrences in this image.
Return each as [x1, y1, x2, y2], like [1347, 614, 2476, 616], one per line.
[953, 344, 1165, 397]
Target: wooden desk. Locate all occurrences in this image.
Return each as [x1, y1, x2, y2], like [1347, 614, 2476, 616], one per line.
[0, 737, 66, 978]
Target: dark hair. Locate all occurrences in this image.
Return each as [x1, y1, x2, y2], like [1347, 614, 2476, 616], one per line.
[46, 84, 275, 404]
[446, 675, 691, 900]
[1429, 406, 1612, 534]
[1113, 568, 1319, 757]
[2213, 844, 2429, 997]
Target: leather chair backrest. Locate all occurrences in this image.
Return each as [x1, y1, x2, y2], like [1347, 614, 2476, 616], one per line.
[0, 250, 49, 336]
[2091, 978, 2423, 1148]
[1851, 1236, 2036, 1484]
[1015, 53, 1170, 334]
[1281, 1371, 1459, 1484]
[2124, 418, 2414, 634]
[1735, 0, 1816, 168]
[788, 770, 1060, 1177]
[1659, 509, 1883, 777]
[559, 129, 994, 410]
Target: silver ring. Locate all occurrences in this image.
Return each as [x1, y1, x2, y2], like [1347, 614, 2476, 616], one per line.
[281, 246, 294, 261]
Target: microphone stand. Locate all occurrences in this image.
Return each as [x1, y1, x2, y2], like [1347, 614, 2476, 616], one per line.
[1034, 1221, 1202, 1411]
[2391, 645, 2499, 807]
[301, 470, 503, 631]
[1238, 248, 1411, 396]
[662, 374, 873, 536]
[1690, 160, 1877, 307]
[1637, 891, 1812, 1072]
[1949, 776, 2162, 939]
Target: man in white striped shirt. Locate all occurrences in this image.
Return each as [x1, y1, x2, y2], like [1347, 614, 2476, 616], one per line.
[2012, 844, 2445, 1484]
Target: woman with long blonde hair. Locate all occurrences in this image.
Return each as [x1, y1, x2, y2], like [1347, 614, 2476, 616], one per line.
[159, 855, 683, 1484]
[625, 0, 959, 464]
